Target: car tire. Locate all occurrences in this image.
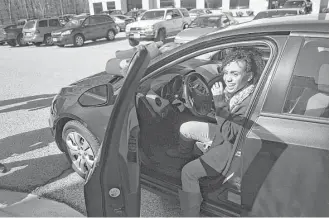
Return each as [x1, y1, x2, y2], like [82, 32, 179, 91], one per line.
[0, 42, 4, 45]
[92, 39, 97, 42]
[33, 42, 42, 46]
[155, 29, 165, 43]
[44, 35, 54, 46]
[17, 34, 27, 46]
[7, 39, 17, 47]
[129, 38, 139, 47]
[74, 34, 84, 47]
[183, 23, 189, 29]
[106, 29, 115, 41]
[57, 44, 65, 47]
[62, 120, 100, 179]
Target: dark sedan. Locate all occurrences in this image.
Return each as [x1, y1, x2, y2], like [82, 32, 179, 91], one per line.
[51, 14, 118, 47]
[50, 14, 329, 217]
[174, 13, 238, 44]
[254, 8, 302, 20]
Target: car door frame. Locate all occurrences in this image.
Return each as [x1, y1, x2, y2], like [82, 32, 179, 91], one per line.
[172, 8, 183, 33]
[84, 46, 151, 217]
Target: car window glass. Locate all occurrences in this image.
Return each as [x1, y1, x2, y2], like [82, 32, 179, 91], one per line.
[104, 15, 113, 22]
[83, 17, 90, 25]
[89, 17, 99, 24]
[180, 9, 190, 17]
[283, 38, 329, 119]
[38, 20, 48, 27]
[172, 9, 182, 18]
[49, 19, 60, 27]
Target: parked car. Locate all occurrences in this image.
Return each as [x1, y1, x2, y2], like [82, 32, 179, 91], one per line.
[23, 17, 63, 46]
[189, 8, 212, 21]
[174, 13, 238, 44]
[50, 13, 329, 217]
[282, 0, 311, 14]
[125, 8, 191, 46]
[51, 14, 117, 47]
[111, 14, 135, 32]
[125, 9, 146, 20]
[253, 9, 302, 20]
[3, 19, 30, 47]
[102, 9, 123, 15]
[0, 24, 13, 45]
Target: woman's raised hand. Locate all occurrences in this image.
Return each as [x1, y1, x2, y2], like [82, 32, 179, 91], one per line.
[211, 82, 224, 96]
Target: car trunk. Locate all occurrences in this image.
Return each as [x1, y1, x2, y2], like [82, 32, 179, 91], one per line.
[22, 20, 37, 37]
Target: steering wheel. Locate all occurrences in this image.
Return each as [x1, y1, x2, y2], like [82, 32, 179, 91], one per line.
[184, 72, 226, 117]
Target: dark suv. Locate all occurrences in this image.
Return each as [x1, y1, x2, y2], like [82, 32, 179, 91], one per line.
[51, 14, 118, 47]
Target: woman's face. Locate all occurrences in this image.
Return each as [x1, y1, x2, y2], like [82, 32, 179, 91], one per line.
[223, 60, 252, 94]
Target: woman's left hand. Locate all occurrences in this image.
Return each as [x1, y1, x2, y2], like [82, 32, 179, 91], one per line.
[211, 82, 224, 96]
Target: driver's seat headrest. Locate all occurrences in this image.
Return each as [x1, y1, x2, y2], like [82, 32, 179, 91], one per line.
[317, 64, 329, 93]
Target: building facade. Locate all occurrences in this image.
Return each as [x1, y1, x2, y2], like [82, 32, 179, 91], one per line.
[89, 0, 329, 15]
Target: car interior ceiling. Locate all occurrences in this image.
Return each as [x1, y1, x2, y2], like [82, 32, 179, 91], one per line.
[135, 45, 270, 204]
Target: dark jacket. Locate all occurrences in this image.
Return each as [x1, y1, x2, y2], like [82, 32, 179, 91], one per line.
[199, 94, 252, 176]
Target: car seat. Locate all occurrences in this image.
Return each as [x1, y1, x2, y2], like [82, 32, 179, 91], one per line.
[304, 64, 329, 117]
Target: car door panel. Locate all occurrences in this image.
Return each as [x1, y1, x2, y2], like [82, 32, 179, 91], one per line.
[242, 115, 329, 216]
[84, 46, 151, 217]
[241, 36, 329, 216]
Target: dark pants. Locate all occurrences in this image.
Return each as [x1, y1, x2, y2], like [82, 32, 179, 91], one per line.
[179, 121, 218, 193]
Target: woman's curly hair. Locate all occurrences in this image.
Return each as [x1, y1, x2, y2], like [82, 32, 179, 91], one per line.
[219, 47, 266, 84]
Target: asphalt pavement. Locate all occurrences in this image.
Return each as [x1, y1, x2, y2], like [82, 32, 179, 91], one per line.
[0, 32, 181, 217]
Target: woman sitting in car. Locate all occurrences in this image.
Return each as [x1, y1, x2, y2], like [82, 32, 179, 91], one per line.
[166, 48, 266, 216]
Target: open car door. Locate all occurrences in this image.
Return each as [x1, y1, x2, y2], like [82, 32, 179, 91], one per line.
[84, 46, 151, 217]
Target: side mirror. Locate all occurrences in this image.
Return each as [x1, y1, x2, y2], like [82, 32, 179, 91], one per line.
[166, 14, 172, 20]
[78, 84, 114, 107]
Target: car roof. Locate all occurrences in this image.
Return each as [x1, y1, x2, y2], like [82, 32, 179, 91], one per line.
[199, 13, 224, 17]
[260, 8, 300, 12]
[146, 8, 174, 11]
[208, 14, 329, 36]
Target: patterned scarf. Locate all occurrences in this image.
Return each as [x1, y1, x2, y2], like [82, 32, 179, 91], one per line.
[224, 84, 255, 112]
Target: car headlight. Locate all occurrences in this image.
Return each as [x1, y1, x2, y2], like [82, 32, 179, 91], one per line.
[61, 30, 72, 36]
[144, 25, 154, 32]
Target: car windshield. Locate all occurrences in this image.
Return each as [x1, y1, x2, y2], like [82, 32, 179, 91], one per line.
[65, 19, 84, 27]
[283, 1, 305, 8]
[24, 20, 36, 29]
[189, 16, 222, 28]
[254, 10, 297, 19]
[141, 10, 165, 20]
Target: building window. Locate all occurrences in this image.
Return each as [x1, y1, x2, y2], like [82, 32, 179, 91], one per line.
[107, 1, 115, 10]
[229, 0, 250, 9]
[205, 0, 222, 9]
[127, 0, 142, 11]
[160, 0, 174, 8]
[181, 0, 196, 10]
[93, 2, 103, 14]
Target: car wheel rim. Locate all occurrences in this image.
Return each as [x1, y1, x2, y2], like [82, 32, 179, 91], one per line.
[76, 36, 83, 46]
[184, 24, 188, 29]
[66, 131, 95, 174]
[108, 31, 114, 40]
[46, 37, 53, 45]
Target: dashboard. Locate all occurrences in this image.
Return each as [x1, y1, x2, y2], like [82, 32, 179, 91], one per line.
[141, 63, 221, 120]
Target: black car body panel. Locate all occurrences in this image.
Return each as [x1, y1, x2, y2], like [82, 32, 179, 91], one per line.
[52, 15, 329, 217]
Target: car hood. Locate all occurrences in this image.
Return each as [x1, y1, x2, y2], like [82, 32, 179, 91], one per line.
[60, 71, 123, 96]
[175, 27, 219, 41]
[128, 20, 163, 27]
